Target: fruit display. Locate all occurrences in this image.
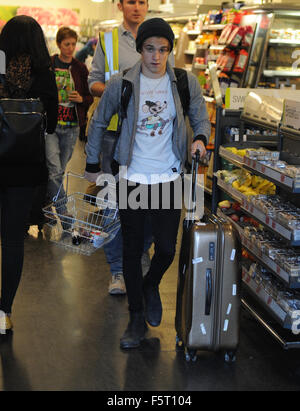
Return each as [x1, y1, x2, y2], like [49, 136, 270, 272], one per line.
[216, 168, 276, 196]
[224, 146, 280, 160]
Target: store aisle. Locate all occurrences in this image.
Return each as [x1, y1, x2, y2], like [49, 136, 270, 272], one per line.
[1, 139, 300, 391]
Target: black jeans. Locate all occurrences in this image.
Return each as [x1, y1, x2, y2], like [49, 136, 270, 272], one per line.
[0, 186, 34, 313]
[118, 178, 182, 312]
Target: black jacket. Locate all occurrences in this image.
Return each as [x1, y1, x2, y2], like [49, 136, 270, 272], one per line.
[0, 68, 58, 187]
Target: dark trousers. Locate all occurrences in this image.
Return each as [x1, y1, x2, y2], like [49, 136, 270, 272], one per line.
[118, 179, 182, 312]
[0, 186, 34, 313]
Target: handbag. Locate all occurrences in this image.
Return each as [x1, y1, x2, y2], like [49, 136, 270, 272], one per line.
[0, 75, 46, 166]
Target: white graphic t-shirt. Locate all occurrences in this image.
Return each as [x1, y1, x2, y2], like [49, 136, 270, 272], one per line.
[126, 72, 181, 184]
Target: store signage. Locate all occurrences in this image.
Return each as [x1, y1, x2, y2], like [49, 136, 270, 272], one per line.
[225, 88, 300, 110]
[283, 99, 300, 130]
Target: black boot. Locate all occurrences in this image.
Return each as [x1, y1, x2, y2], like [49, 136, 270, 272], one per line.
[143, 277, 162, 327]
[120, 311, 148, 349]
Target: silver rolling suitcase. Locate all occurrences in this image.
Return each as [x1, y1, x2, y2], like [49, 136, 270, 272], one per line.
[175, 152, 240, 362]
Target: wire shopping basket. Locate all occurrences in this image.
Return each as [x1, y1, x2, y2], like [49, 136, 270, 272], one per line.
[42, 172, 120, 256]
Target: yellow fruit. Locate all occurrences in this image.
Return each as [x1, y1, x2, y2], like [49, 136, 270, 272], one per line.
[226, 147, 238, 154]
[237, 149, 247, 157]
[237, 185, 249, 193]
[218, 200, 231, 208]
[232, 180, 240, 190]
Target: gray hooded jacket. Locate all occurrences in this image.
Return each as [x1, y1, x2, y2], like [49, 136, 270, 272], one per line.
[85, 60, 211, 172]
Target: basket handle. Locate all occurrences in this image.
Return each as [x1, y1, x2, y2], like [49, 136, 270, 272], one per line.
[53, 171, 85, 203]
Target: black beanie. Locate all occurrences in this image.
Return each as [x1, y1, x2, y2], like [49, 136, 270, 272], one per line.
[136, 18, 175, 53]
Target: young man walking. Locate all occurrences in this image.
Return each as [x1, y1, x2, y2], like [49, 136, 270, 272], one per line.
[87, 0, 152, 296]
[85, 18, 211, 349]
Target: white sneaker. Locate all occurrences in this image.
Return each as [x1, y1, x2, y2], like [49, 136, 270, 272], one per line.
[108, 273, 126, 295]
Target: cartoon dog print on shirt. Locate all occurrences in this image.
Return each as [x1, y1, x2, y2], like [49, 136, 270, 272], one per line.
[139, 100, 169, 136]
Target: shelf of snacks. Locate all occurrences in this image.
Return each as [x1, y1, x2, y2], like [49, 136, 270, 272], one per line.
[217, 205, 300, 288]
[215, 167, 300, 245]
[213, 98, 300, 346]
[220, 144, 300, 193]
[242, 264, 300, 332]
[243, 152, 300, 193]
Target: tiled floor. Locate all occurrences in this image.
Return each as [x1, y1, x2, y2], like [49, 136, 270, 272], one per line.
[1, 139, 300, 391]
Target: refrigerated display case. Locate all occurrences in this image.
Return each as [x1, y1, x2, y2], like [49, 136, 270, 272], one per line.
[241, 4, 300, 89]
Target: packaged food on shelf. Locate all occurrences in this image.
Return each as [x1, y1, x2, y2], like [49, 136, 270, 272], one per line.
[242, 25, 254, 47]
[233, 49, 249, 73]
[218, 50, 236, 72]
[227, 25, 245, 47]
[245, 148, 280, 161]
[243, 262, 300, 328]
[218, 23, 235, 44]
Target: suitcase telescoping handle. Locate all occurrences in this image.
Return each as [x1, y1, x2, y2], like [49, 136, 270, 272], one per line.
[205, 268, 212, 315]
[186, 149, 200, 225]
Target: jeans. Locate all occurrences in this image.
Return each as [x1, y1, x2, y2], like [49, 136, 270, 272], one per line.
[45, 125, 79, 204]
[0, 186, 34, 313]
[117, 178, 182, 312]
[103, 208, 152, 276]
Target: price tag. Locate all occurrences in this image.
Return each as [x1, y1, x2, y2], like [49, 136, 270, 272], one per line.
[256, 285, 261, 294]
[281, 174, 285, 183]
[261, 166, 266, 173]
[272, 221, 277, 230]
[267, 296, 272, 305]
[266, 216, 270, 225]
[276, 265, 281, 274]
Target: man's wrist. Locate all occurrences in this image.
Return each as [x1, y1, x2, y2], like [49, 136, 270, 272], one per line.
[193, 134, 207, 146]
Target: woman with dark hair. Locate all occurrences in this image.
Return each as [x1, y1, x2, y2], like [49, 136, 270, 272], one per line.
[0, 15, 58, 333]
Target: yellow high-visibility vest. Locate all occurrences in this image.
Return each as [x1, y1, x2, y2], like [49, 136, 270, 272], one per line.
[100, 27, 119, 131]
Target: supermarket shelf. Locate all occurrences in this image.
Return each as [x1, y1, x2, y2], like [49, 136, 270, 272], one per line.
[186, 30, 201, 35]
[216, 176, 245, 203]
[241, 296, 300, 350]
[184, 50, 196, 55]
[280, 125, 300, 141]
[242, 266, 291, 329]
[203, 24, 226, 31]
[243, 156, 300, 194]
[269, 38, 300, 45]
[219, 146, 244, 168]
[210, 44, 226, 51]
[241, 112, 280, 132]
[217, 208, 300, 288]
[197, 44, 209, 50]
[241, 197, 300, 245]
[242, 235, 300, 289]
[194, 63, 208, 70]
[263, 69, 300, 77]
[216, 177, 300, 245]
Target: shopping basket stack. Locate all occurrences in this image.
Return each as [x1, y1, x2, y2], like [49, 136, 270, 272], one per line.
[43, 172, 120, 256]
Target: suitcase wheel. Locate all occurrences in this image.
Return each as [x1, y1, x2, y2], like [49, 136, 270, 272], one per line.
[185, 348, 197, 363]
[224, 350, 236, 363]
